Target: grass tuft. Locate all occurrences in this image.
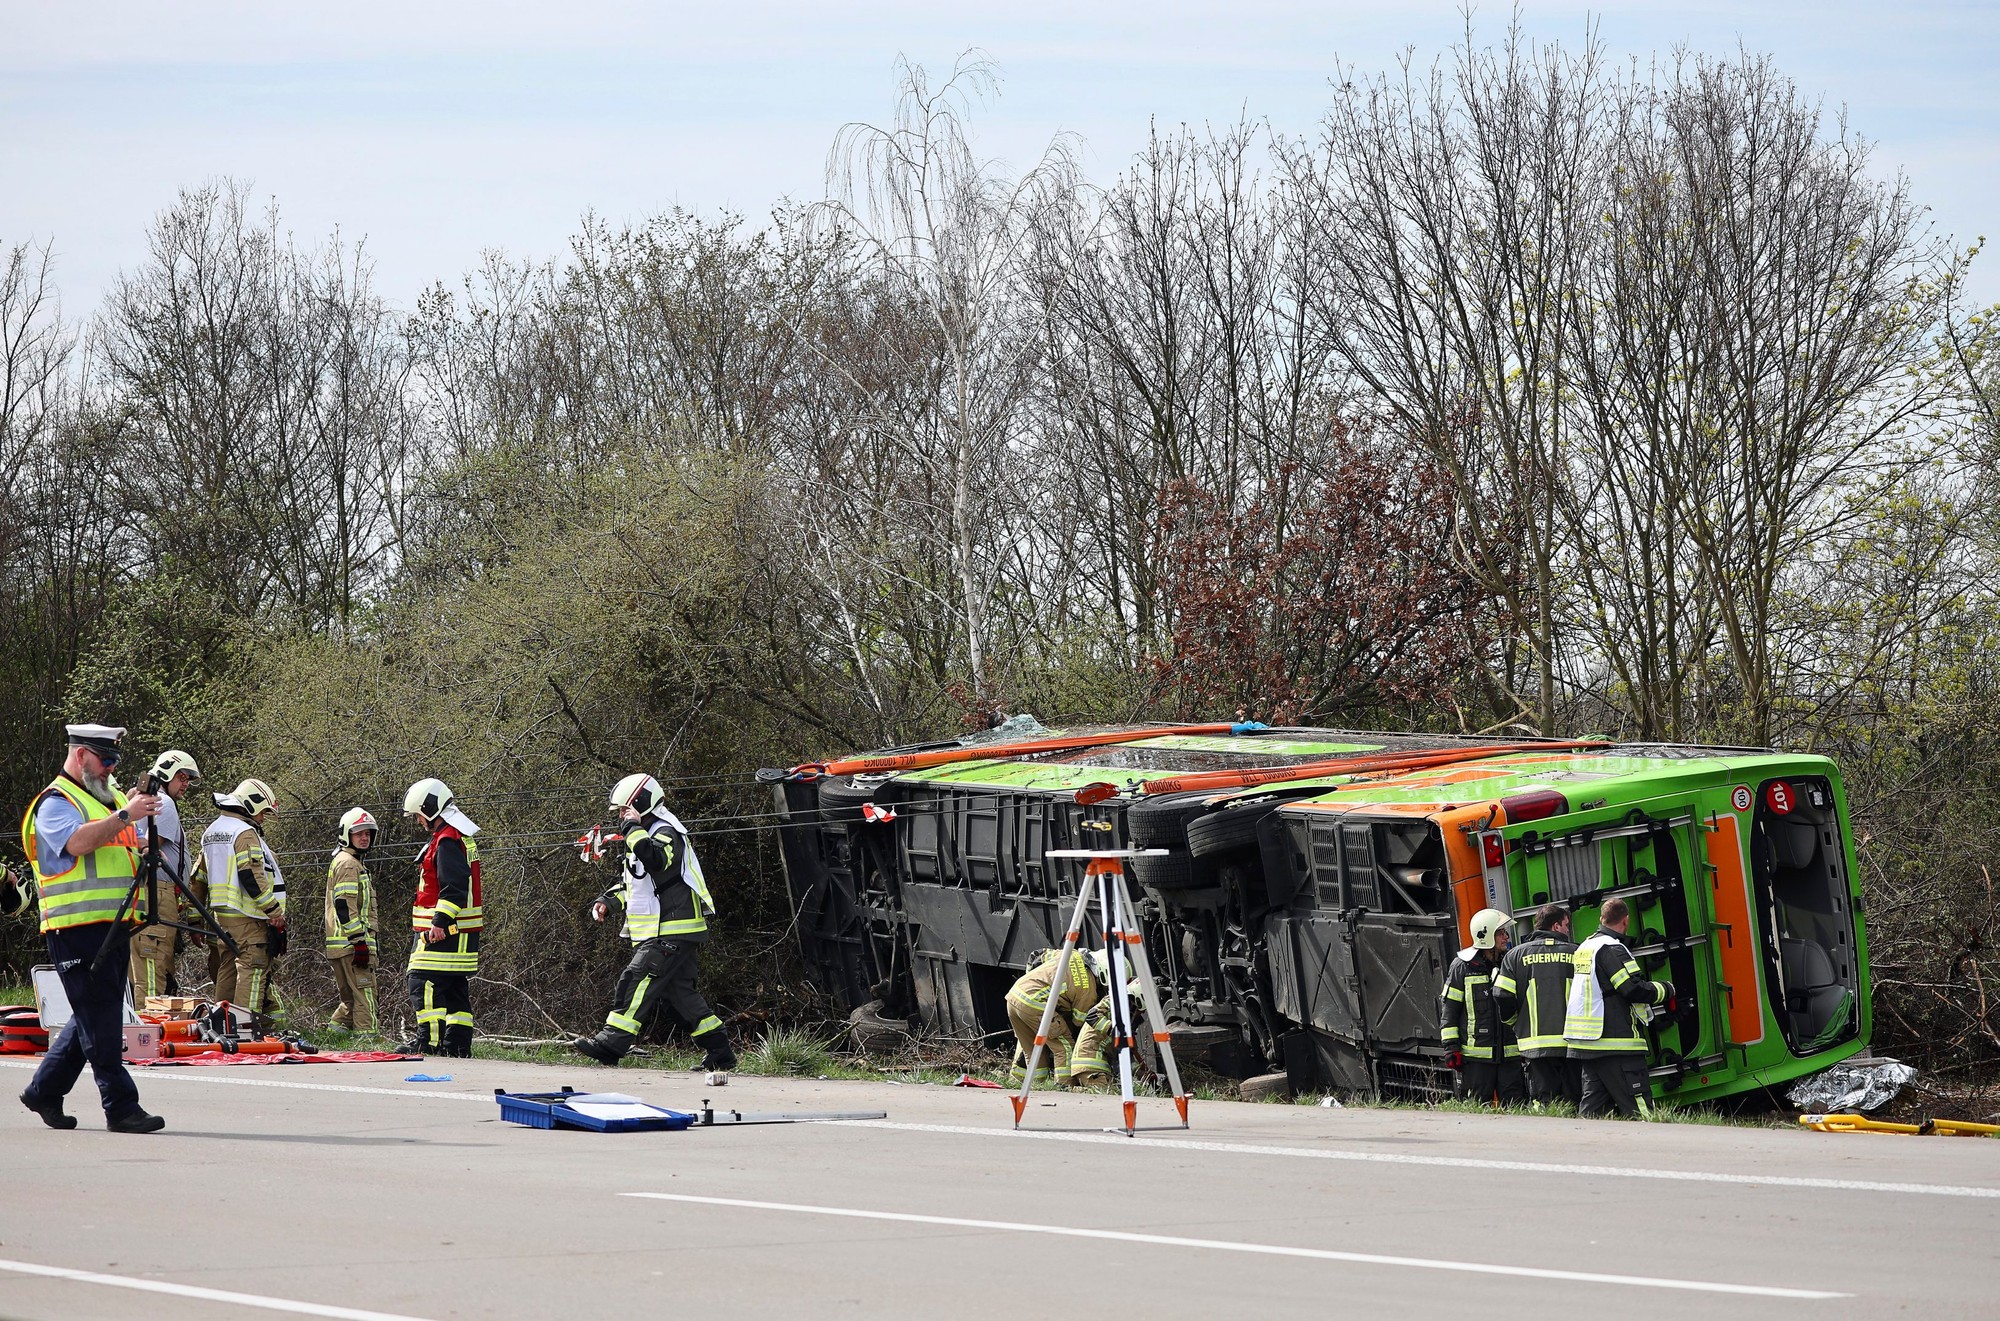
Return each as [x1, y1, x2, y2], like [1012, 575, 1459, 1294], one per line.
[744, 1025, 844, 1077]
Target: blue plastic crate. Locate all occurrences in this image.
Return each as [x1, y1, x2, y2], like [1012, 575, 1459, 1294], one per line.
[495, 1087, 695, 1133]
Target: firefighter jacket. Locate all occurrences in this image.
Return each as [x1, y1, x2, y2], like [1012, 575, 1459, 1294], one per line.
[1564, 929, 1668, 1055]
[1493, 927, 1577, 1057]
[19, 775, 140, 932]
[1006, 949, 1105, 1029]
[410, 821, 481, 975]
[197, 812, 282, 921]
[323, 846, 375, 955]
[606, 809, 713, 943]
[1439, 946, 1518, 1060]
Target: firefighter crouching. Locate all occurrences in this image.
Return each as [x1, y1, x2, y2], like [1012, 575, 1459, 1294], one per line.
[1565, 896, 1673, 1118]
[1005, 947, 1111, 1086]
[574, 774, 737, 1083]
[323, 808, 378, 1034]
[128, 749, 200, 1005]
[1439, 907, 1526, 1107]
[196, 778, 286, 1016]
[1493, 902, 1581, 1108]
[401, 778, 481, 1058]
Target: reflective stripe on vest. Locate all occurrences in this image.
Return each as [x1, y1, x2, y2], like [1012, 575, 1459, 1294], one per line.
[1565, 932, 1647, 1052]
[201, 817, 277, 918]
[19, 778, 139, 932]
[324, 849, 374, 952]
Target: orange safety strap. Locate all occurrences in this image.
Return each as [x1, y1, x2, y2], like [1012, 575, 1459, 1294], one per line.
[1141, 741, 1609, 796]
[804, 724, 1242, 778]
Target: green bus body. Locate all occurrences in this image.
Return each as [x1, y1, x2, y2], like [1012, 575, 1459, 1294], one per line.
[772, 728, 1869, 1104]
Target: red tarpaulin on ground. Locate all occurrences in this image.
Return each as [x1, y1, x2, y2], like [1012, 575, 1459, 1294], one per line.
[132, 1050, 421, 1067]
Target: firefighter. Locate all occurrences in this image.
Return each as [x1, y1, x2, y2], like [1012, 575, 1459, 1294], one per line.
[1004, 946, 1109, 1086]
[17, 723, 167, 1133]
[323, 808, 378, 1034]
[573, 774, 737, 1082]
[400, 779, 481, 1058]
[195, 778, 286, 1016]
[128, 749, 200, 1007]
[1439, 907, 1526, 1107]
[1493, 902, 1581, 1108]
[1565, 895, 1673, 1118]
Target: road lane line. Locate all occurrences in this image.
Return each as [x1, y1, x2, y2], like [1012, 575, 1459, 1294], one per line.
[623, 1192, 1848, 1299]
[839, 1119, 2000, 1200]
[0, 1257, 439, 1320]
[0, 1057, 482, 1102]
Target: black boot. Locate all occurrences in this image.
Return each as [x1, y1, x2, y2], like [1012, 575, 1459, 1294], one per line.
[444, 1025, 474, 1059]
[106, 1108, 166, 1134]
[19, 1090, 77, 1130]
[572, 1033, 626, 1065]
[694, 1027, 737, 1073]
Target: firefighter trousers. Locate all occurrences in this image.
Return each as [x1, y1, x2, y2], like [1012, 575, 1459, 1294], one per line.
[328, 950, 376, 1032]
[407, 970, 472, 1056]
[598, 938, 731, 1066]
[128, 924, 176, 1006]
[1457, 1057, 1528, 1108]
[1524, 1055, 1582, 1107]
[1577, 1053, 1651, 1118]
[1005, 994, 1074, 1081]
[214, 914, 273, 1015]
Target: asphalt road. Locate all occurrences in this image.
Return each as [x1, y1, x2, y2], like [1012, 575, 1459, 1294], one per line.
[1, 1054, 1995, 1321]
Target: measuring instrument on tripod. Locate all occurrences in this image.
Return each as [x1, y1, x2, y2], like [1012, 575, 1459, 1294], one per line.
[1012, 835, 1190, 1137]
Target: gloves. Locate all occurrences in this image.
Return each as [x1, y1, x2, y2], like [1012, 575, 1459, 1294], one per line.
[351, 940, 370, 969]
[267, 923, 289, 957]
[1657, 980, 1676, 1007]
[1444, 1049, 1463, 1069]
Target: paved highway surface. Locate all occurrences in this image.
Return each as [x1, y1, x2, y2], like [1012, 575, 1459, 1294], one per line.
[2, 1055, 1995, 1320]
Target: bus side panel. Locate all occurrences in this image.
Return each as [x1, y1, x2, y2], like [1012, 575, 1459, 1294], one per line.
[1705, 814, 1766, 1047]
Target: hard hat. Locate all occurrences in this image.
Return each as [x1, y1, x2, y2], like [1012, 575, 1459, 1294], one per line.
[1469, 908, 1512, 950]
[403, 777, 454, 819]
[1089, 948, 1112, 984]
[215, 778, 277, 818]
[148, 749, 201, 784]
[610, 772, 664, 817]
[339, 807, 379, 849]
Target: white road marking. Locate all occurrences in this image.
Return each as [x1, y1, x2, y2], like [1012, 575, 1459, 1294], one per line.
[0, 1257, 438, 1320]
[623, 1192, 1848, 1299]
[0, 1057, 482, 1102]
[840, 1119, 2000, 1200]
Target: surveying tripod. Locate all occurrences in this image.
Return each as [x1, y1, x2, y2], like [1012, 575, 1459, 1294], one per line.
[90, 776, 237, 980]
[1011, 847, 1190, 1136]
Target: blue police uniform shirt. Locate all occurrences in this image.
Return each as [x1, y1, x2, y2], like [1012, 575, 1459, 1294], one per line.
[34, 792, 87, 875]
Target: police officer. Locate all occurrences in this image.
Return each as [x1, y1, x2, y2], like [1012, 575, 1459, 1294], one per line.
[1493, 902, 1581, 1107]
[323, 808, 378, 1034]
[196, 779, 286, 1015]
[400, 779, 481, 1058]
[1004, 946, 1110, 1087]
[1439, 907, 1526, 1106]
[17, 723, 166, 1133]
[1565, 896, 1673, 1118]
[128, 749, 200, 1007]
[574, 774, 737, 1082]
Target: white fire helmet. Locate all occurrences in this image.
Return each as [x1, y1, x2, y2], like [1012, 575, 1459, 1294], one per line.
[610, 772, 664, 817]
[403, 777, 479, 836]
[214, 778, 278, 818]
[340, 807, 379, 850]
[148, 749, 201, 784]
[1469, 908, 1512, 951]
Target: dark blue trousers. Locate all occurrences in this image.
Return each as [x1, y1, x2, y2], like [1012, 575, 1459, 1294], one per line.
[24, 924, 142, 1119]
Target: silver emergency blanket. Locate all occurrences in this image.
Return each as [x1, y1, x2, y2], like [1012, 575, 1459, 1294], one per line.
[1786, 1056, 1916, 1113]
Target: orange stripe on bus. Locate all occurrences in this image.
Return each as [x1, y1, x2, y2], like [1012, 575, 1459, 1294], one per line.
[1706, 815, 1764, 1046]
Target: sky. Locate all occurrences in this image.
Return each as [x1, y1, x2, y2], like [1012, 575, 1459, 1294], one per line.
[3, 1, 1995, 318]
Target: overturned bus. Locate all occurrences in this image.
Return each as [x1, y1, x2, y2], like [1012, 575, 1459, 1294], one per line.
[768, 723, 1870, 1103]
